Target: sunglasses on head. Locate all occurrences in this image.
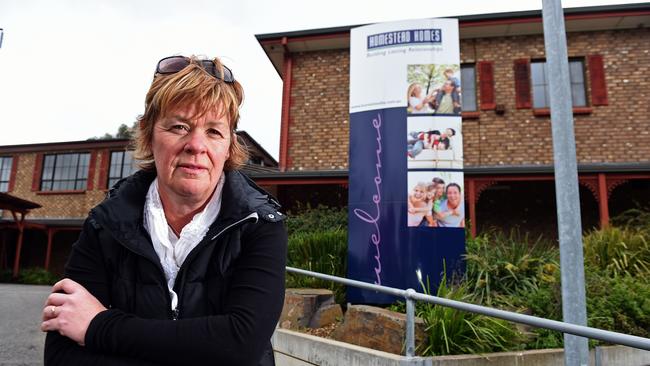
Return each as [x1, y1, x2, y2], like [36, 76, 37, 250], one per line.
[155, 56, 235, 83]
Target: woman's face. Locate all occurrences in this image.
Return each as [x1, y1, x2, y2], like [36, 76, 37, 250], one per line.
[413, 186, 424, 200]
[151, 104, 231, 204]
[447, 186, 461, 207]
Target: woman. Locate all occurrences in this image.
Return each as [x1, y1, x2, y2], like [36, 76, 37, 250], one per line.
[41, 55, 287, 365]
[407, 182, 431, 227]
[407, 83, 432, 114]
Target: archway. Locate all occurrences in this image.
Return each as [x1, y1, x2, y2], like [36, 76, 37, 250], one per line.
[608, 179, 650, 220]
[475, 181, 599, 240]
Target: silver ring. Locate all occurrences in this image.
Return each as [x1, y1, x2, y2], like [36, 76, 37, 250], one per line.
[50, 305, 56, 317]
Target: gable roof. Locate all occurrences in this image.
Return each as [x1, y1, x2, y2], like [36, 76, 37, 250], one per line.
[0, 192, 42, 214]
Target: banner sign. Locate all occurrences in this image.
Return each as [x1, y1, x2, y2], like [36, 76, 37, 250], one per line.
[348, 18, 465, 303]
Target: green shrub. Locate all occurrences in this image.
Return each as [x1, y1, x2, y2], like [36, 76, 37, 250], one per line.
[286, 205, 347, 235]
[515, 271, 564, 349]
[583, 227, 650, 278]
[17, 267, 58, 285]
[464, 228, 559, 305]
[586, 270, 650, 341]
[611, 208, 650, 233]
[446, 218, 650, 352]
[515, 264, 650, 349]
[286, 229, 347, 302]
[416, 271, 523, 356]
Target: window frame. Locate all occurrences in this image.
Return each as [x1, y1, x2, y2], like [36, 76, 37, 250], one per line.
[0, 156, 13, 192]
[460, 63, 477, 112]
[107, 150, 138, 188]
[530, 57, 588, 110]
[39, 152, 91, 192]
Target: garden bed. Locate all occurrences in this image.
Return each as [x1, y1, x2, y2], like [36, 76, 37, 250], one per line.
[284, 206, 650, 359]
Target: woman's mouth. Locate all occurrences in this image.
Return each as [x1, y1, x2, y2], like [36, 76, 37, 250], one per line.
[178, 164, 207, 173]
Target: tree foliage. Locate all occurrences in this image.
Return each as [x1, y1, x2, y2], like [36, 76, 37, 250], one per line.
[88, 121, 137, 140]
[407, 64, 459, 95]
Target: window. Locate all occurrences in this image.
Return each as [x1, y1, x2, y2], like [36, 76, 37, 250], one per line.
[40, 153, 90, 191]
[531, 59, 586, 109]
[460, 64, 477, 111]
[247, 156, 264, 166]
[0, 156, 13, 192]
[108, 150, 138, 188]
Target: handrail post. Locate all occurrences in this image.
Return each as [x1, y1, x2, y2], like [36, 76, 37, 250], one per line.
[405, 289, 416, 357]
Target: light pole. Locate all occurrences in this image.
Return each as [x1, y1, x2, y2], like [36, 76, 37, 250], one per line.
[542, 1, 589, 365]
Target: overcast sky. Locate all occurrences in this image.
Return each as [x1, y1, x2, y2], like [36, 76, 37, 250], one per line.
[0, 0, 644, 159]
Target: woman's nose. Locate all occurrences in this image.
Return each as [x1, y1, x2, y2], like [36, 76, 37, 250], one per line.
[183, 131, 207, 154]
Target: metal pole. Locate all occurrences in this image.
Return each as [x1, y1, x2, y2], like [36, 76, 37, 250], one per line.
[541, 1, 589, 365]
[404, 289, 416, 357]
[0, 28, 4, 49]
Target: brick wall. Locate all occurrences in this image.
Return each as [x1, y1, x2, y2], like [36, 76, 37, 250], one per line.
[3, 150, 110, 219]
[285, 28, 650, 170]
[287, 50, 350, 171]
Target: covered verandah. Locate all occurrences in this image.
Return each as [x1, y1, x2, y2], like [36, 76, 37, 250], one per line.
[250, 163, 650, 238]
[0, 192, 41, 278]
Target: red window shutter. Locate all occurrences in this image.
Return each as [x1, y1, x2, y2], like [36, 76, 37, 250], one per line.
[97, 149, 110, 190]
[87, 151, 98, 190]
[8, 155, 19, 192]
[588, 55, 608, 106]
[478, 61, 496, 110]
[513, 59, 532, 109]
[31, 153, 43, 191]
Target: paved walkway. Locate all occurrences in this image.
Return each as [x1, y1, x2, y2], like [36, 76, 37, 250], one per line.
[0, 284, 51, 366]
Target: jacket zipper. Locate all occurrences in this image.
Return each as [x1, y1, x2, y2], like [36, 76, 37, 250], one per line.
[171, 212, 259, 320]
[111, 236, 175, 319]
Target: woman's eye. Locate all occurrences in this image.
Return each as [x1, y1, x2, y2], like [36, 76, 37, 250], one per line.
[170, 125, 189, 133]
[208, 128, 223, 137]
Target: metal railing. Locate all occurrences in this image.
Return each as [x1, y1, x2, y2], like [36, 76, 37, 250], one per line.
[286, 266, 650, 357]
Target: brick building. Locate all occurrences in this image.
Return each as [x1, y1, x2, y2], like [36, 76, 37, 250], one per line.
[0, 133, 277, 276]
[252, 3, 650, 237]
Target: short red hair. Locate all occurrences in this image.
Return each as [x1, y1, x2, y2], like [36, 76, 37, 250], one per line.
[134, 56, 248, 171]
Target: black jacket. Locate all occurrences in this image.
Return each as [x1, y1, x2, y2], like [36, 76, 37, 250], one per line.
[44, 170, 288, 366]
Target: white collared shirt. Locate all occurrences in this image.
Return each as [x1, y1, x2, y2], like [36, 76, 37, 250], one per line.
[143, 175, 225, 309]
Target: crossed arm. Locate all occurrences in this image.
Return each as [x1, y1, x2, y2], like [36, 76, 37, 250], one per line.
[42, 218, 287, 366]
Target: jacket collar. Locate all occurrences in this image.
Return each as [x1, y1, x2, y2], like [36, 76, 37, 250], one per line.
[90, 169, 280, 260]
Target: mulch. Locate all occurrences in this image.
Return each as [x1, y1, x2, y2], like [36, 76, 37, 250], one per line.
[299, 322, 340, 339]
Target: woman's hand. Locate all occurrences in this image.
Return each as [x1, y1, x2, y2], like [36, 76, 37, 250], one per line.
[41, 278, 107, 346]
